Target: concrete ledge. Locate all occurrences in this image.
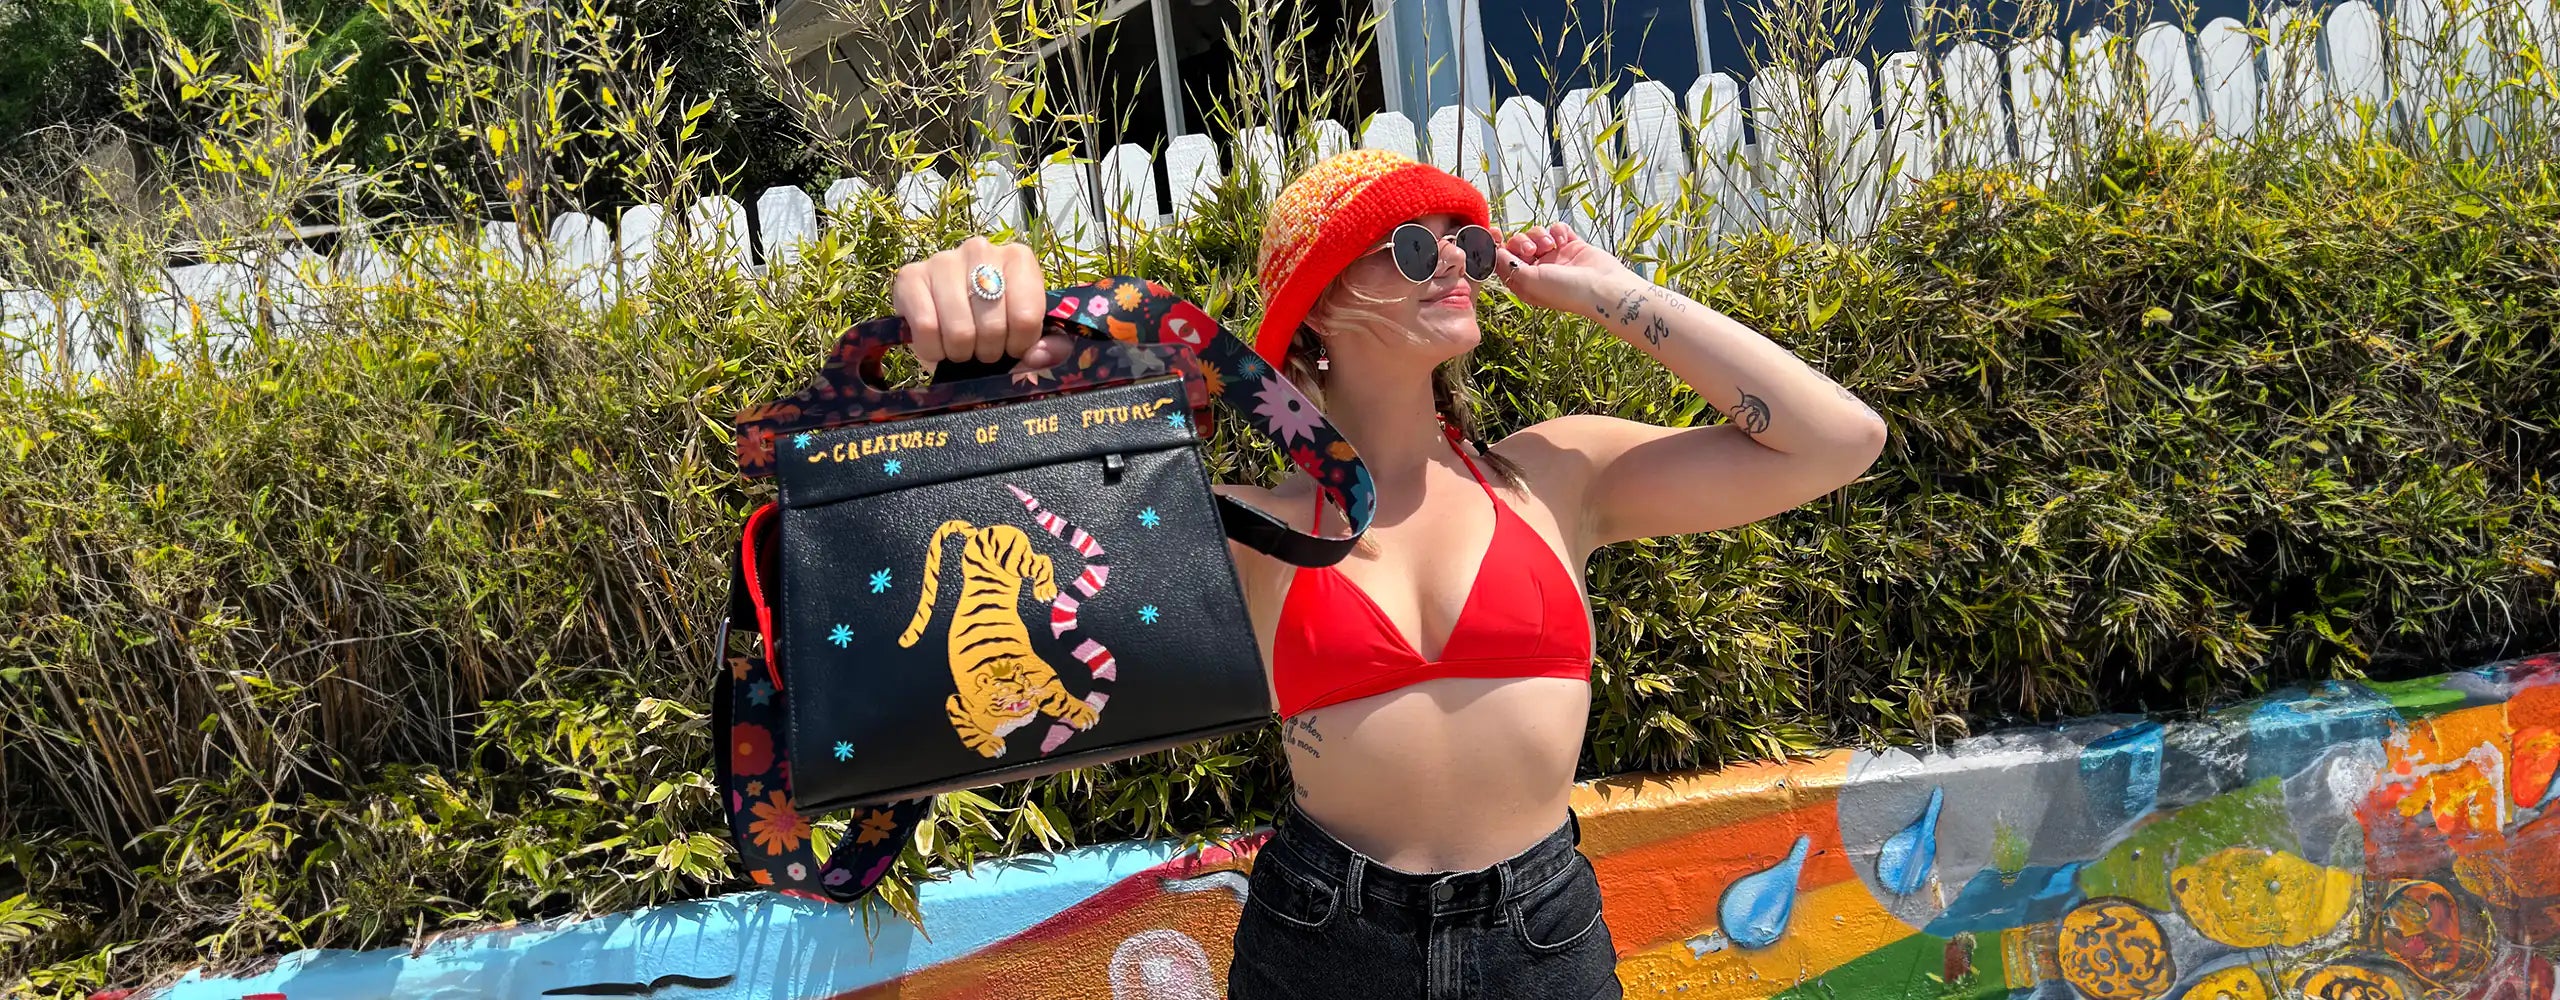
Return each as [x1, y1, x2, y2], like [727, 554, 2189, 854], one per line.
[148, 651, 2560, 999]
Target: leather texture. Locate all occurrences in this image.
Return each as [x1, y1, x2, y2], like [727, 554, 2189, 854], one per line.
[714, 279, 1372, 904]
[776, 377, 1266, 810]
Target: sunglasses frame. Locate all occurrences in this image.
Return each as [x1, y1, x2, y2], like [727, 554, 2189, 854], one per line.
[1371, 223, 1499, 283]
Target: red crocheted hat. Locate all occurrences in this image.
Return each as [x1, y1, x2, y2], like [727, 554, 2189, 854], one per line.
[1252, 149, 1491, 367]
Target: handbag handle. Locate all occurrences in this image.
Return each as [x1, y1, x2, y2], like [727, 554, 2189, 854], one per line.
[734, 278, 1375, 569]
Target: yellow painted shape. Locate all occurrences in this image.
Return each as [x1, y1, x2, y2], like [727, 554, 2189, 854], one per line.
[2170, 847, 2358, 948]
[2187, 965, 2275, 1000]
[1575, 754, 1852, 857]
[1611, 876, 1911, 999]
[2057, 900, 2178, 1000]
[2289, 962, 2413, 1000]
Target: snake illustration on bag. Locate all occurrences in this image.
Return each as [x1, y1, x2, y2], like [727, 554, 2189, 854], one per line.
[898, 519, 1099, 757]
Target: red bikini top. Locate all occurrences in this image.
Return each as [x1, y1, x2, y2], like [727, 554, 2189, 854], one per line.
[1271, 427, 1595, 719]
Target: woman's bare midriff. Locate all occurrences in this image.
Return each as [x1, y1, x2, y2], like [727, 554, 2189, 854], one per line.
[1283, 674, 1592, 873]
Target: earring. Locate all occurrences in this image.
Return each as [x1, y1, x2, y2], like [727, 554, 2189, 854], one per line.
[1315, 341, 1330, 372]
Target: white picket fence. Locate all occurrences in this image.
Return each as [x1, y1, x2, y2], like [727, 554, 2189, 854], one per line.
[5, 0, 2555, 374]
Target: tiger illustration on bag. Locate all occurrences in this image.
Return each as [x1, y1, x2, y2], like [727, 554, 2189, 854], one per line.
[899, 519, 1099, 758]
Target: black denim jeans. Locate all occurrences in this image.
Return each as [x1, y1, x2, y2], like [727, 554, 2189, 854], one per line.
[1227, 803, 1623, 1000]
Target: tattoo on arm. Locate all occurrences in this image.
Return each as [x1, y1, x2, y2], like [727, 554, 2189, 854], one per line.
[1729, 388, 1772, 435]
[1642, 314, 1669, 347]
[1614, 288, 1646, 324]
[1283, 715, 1323, 758]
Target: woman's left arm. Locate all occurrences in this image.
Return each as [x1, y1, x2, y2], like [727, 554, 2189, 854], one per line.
[1494, 224, 1888, 549]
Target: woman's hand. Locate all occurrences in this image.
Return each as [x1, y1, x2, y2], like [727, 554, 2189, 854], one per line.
[1495, 223, 1636, 317]
[891, 236, 1075, 372]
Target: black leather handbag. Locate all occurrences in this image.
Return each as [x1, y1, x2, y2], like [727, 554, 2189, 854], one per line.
[711, 277, 1375, 901]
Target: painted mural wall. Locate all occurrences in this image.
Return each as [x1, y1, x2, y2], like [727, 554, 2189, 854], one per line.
[147, 650, 2560, 1000]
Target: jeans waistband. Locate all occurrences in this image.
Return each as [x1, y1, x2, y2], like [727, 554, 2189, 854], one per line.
[1266, 802, 1584, 917]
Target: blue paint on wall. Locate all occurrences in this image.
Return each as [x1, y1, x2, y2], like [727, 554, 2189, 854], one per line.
[2245, 680, 2396, 783]
[2080, 722, 2164, 829]
[149, 839, 1194, 1000]
[1720, 834, 1811, 949]
[1923, 864, 2085, 936]
[1876, 787, 1943, 896]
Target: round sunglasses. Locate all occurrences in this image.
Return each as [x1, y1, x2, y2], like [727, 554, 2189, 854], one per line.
[1371, 223, 1499, 283]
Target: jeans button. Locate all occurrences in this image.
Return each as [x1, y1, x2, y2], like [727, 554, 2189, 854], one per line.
[1433, 882, 1453, 902]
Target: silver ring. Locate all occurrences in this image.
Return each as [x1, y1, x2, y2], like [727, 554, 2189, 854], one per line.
[967, 264, 1005, 302]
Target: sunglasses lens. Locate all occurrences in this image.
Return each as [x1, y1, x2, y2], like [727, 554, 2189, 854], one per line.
[1456, 227, 1497, 280]
[1390, 224, 1440, 282]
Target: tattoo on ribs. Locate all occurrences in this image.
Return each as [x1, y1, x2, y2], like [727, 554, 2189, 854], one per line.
[1730, 388, 1772, 434]
[1283, 715, 1324, 758]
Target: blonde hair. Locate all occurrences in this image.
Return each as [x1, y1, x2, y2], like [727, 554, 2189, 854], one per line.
[1283, 280, 1521, 495]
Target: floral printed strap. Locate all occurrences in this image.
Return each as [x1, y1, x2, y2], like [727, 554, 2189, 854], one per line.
[717, 504, 931, 902]
[1040, 277, 1375, 568]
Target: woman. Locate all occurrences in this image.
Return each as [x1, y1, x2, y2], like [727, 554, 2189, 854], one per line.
[889, 149, 1887, 999]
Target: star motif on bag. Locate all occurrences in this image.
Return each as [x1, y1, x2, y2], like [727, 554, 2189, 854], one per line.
[829, 624, 853, 647]
[882, 459, 902, 476]
[747, 679, 773, 706]
[1138, 605, 1160, 624]
[834, 741, 855, 761]
[793, 432, 814, 450]
[1138, 508, 1161, 529]
[868, 568, 892, 593]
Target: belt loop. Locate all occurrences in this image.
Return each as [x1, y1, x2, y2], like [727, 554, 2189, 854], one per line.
[1495, 857, 1516, 906]
[1343, 855, 1366, 914]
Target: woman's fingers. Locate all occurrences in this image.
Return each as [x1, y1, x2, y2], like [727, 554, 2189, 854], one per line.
[926, 246, 981, 368]
[892, 259, 943, 367]
[1017, 332, 1077, 371]
[956, 237, 1011, 364]
[1001, 243, 1047, 362]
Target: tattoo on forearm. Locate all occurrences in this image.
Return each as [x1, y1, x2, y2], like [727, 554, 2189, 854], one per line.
[1729, 388, 1772, 434]
[1283, 715, 1323, 758]
[1642, 314, 1669, 347]
[1614, 288, 1646, 324]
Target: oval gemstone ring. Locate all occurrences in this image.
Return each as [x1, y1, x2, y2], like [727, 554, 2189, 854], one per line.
[967, 264, 1006, 302]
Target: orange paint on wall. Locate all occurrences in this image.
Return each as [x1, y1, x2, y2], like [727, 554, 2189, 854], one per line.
[1612, 878, 1916, 999]
[2379, 703, 2517, 840]
[1589, 798, 1854, 957]
[1575, 755, 1851, 858]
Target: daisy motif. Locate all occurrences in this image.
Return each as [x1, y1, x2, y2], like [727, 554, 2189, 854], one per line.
[787, 862, 808, 881]
[1085, 295, 1109, 317]
[746, 679, 774, 706]
[834, 741, 855, 761]
[882, 459, 902, 476]
[1138, 605, 1161, 624]
[1253, 379, 1323, 443]
[868, 568, 892, 593]
[1237, 355, 1266, 380]
[793, 432, 814, 450]
[824, 868, 854, 887]
[1138, 508, 1161, 529]
[829, 624, 853, 648]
